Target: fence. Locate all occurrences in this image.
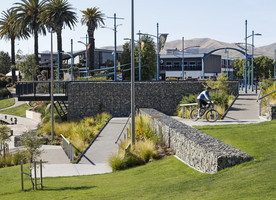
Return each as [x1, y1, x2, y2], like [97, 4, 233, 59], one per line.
[179, 103, 198, 119]
[61, 134, 74, 164]
[257, 88, 276, 117]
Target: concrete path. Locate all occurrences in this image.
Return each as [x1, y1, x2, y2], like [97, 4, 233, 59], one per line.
[175, 90, 265, 127]
[0, 97, 27, 111]
[34, 117, 128, 177]
[79, 117, 128, 165]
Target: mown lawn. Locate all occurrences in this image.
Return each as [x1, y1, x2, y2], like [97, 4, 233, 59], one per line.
[0, 121, 275, 200]
[0, 98, 15, 110]
[0, 103, 31, 117]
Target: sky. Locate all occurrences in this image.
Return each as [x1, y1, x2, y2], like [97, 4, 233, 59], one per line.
[0, 0, 276, 55]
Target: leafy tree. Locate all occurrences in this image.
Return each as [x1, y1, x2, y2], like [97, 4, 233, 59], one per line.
[121, 36, 157, 80]
[0, 51, 11, 75]
[13, 0, 47, 64]
[40, 0, 78, 69]
[81, 7, 105, 71]
[233, 56, 274, 81]
[204, 73, 229, 94]
[134, 35, 156, 80]
[0, 125, 11, 166]
[20, 130, 42, 162]
[16, 54, 39, 80]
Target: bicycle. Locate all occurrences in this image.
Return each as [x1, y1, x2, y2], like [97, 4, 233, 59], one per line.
[190, 102, 219, 122]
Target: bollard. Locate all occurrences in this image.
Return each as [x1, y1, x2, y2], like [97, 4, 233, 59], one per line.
[10, 130, 13, 136]
[5, 115, 7, 119]
[14, 118, 17, 124]
[255, 84, 258, 94]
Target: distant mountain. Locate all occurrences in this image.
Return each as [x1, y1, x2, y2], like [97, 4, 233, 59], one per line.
[100, 38, 275, 59]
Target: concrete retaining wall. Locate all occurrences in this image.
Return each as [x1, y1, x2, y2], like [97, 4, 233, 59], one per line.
[140, 108, 252, 173]
[26, 109, 41, 123]
[68, 81, 238, 120]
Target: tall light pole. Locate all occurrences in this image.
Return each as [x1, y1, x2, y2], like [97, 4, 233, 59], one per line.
[50, 31, 54, 143]
[124, 35, 142, 81]
[138, 30, 142, 81]
[182, 37, 185, 80]
[78, 35, 88, 81]
[106, 14, 124, 81]
[225, 49, 229, 78]
[157, 23, 160, 81]
[71, 39, 74, 81]
[245, 20, 248, 94]
[250, 31, 262, 91]
[131, 0, 135, 145]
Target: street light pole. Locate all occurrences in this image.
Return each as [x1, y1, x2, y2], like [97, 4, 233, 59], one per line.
[251, 30, 254, 91]
[156, 23, 160, 81]
[71, 39, 74, 81]
[114, 13, 117, 81]
[131, 0, 135, 145]
[50, 31, 54, 143]
[86, 35, 88, 81]
[182, 37, 185, 80]
[245, 20, 248, 94]
[139, 30, 141, 81]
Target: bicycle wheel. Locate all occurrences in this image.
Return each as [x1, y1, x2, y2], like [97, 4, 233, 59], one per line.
[205, 109, 219, 122]
[190, 108, 198, 119]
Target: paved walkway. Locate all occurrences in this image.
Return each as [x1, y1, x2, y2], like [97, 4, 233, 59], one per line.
[35, 117, 128, 177]
[175, 90, 265, 127]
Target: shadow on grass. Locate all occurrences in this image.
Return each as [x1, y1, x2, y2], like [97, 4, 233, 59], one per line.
[43, 186, 96, 191]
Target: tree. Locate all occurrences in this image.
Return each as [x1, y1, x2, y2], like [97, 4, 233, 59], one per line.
[233, 56, 274, 81]
[16, 54, 39, 81]
[134, 35, 156, 80]
[0, 51, 11, 75]
[0, 125, 11, 166]
[20, 130, 42, 162]
[0, 9, 29, 83]
[204, 73, 229, 94]
[81, 7, 105, 71]
[40, 0, 78, 69]
[121, 36, 157, 80]
[13, 0, 46, 65]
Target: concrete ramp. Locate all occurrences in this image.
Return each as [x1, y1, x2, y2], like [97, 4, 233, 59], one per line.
[78, 117, 128, 165]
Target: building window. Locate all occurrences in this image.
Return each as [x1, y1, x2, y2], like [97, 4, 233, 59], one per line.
[174, 62, 180, 68]
[166, 62, 172, 68]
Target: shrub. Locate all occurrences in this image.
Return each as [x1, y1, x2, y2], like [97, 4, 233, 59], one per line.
[12, 150, 28, 165]
[109, 153, 126, 171]
[0, 87, 11, 98]
[0, 156, 4, 168]
[133, 140, 157, 162]
[5, 153, 13, 167]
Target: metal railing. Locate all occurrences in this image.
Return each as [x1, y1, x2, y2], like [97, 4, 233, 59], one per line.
[61, 134, 74, 164]
[179, 103, 198, 119]
[115, 113, 131, 145]
[257, 88, 276, 117]
[16, 81, 68, 96]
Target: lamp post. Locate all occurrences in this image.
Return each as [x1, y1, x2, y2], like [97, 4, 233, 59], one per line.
[105, 14, 124, 81]
[171, 44, 200, 80]
[78, 35, 88, 81]
[131, 0, 135, 145]
[245, 20, 248, 94]
[250, 31, 262, 91]
[139, 26, 168, 81]
[50, 31, 54, 143]
[124, 35, 142, 81]
[225, 49, 229, 78]
[71, 39, 74, 81]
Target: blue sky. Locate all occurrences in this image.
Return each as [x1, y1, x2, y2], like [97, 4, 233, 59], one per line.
[0, 0, 276, 55]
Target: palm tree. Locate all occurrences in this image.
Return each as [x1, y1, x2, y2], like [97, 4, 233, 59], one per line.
[40, 0, 78, 68]
[0, 8, 29, 83]
[13, 0, 46, 65]
[81, 7, 105, 71]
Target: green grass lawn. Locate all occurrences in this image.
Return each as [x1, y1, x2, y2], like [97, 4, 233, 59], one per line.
[0, 103, 31, 117]
[0, 121, 275, 199]
[0, 98, 15, 110]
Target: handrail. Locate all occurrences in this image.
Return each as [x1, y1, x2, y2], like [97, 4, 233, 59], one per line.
[257, 86, 263, 102]
[115, 113, 131, 144]
[221, 94, 239, 120]
[60, 134, 74, 164]
[258, 89, 276, 101]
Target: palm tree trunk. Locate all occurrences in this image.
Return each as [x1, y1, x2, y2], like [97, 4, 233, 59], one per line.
[57, 29, 63, 76]
[34, 29, 39, 65]
[11, 37, 16, 84]
[88, 32, 95, 71]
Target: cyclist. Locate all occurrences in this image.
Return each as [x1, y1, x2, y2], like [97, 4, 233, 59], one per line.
[196, 87, 212, 120]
